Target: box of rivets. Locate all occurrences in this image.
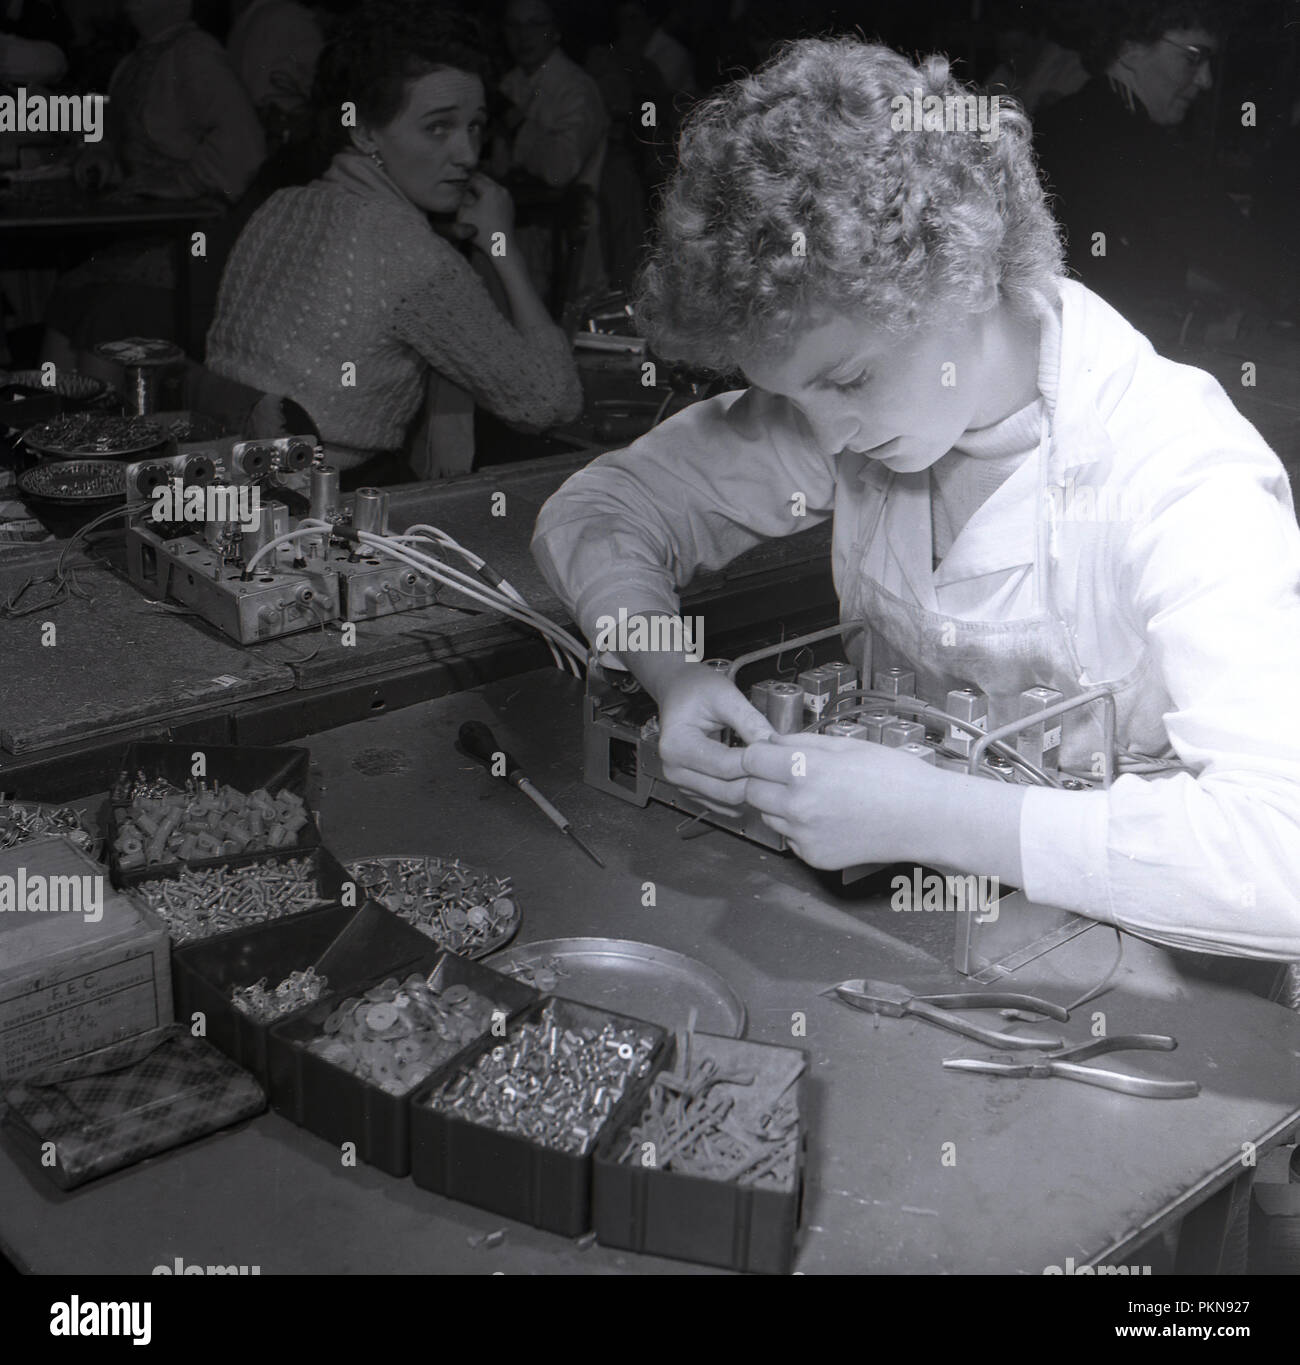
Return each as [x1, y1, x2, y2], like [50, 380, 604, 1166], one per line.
[170, 900, 434, 1085]
[0, 836, 172, 1083]
[592, 1031, 808, 1274]
[108, 742, 320, 886]
[268, 951, 540, 1177]
[410, 997, 669, 1236]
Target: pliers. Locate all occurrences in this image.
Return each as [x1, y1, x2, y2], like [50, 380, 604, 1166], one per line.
[829, 978, 1069, 1050]
[942, 1034, 1200, 1099]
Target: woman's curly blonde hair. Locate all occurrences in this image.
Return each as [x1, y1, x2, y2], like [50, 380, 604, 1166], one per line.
[637, 38, 1064, 373]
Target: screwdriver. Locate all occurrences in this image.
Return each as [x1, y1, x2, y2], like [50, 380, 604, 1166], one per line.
[458, 720, 606, 868]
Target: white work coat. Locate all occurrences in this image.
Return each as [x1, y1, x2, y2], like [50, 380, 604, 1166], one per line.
[532, 280, 1300, 960]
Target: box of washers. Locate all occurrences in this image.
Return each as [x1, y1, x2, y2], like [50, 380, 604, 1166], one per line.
[269, 949, 540, 1177]
[170, 900, 434, 1086]
[410, 997, 670, 1237]
[108, 741, 321, 887]
[592, 1032, 808, 1274]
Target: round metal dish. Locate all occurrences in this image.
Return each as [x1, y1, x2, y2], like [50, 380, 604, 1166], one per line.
[344, 854, 521, 960]
[18, 459, 126, 504]
[486, 937, 746, 1038]
[21, 412, 167, 458]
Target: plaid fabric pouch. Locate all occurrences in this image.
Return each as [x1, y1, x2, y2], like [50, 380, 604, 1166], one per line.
[1, 1024, 265, 1189]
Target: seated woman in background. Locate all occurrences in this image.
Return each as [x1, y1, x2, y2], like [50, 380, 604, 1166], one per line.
[206, 2, 582, 487]
[42, 0, 265, 365]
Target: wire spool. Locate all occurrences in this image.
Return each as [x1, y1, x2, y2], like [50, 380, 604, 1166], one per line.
[92, 338, 185, 415]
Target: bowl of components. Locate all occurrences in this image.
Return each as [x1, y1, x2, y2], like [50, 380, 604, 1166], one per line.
[20, 412, 168, 459]
[128, 847, 349, 947]
[171, 900, 438, 1085]
[268, 952, 539, 1175]
[108, 742, 319, 884]
[593, 1032, 808, 1275]
[343, 854, 521, 959]
[410, 997, 669, 1236]
[17, 459, 126, 505]
[0, 800, 102, 859]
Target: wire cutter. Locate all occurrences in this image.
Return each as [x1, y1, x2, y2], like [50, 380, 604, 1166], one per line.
[828, 978, 1069, 1050]
[942, 1034, 1200, 1099]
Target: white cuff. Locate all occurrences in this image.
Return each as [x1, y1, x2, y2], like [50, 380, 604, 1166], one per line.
[1019, 785, 1114, 922]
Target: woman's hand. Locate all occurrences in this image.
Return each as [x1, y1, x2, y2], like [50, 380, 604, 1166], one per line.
[656, 666, 774, 813]
[455, 172, 515, 248]
[741, 731, 942, 869]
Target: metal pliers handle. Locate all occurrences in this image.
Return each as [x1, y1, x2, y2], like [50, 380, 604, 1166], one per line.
[830, 978, 1069, 1050]
[943, 1033, 1201, 1099]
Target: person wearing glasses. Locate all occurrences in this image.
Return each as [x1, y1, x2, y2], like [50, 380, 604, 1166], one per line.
[1033, 1, 1290, 323]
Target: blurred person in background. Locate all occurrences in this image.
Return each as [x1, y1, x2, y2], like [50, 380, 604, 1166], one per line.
[206, 2, 580, 485]
[226, 0, 324, 146]
[40, 0, 265, 367]
[1034, 0, 1293, 323]
[497, 0, 608, 304]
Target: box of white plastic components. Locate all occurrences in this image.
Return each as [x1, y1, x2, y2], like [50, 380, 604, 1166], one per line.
[0, 835, 172, 1083]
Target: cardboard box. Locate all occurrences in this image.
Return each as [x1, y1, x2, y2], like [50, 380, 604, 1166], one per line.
[0, 836, 172, 1082]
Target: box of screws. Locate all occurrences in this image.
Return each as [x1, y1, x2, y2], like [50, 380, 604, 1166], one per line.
[592, 1031, 808, 1274]
[410, 997, 669, 1237]
[269, 951, 539, 1176]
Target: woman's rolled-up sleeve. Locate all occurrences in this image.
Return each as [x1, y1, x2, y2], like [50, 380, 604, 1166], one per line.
[1020, 462, 1300, 959]
[531, 387, 837, 641]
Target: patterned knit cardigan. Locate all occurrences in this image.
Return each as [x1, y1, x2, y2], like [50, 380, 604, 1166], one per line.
[205, 154, 582, 463]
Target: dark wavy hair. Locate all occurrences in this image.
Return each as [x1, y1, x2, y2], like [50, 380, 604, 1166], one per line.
[1072, 0, 1229, 75]
[312, 1, 498, 150]
[637, 37, 1064, 374]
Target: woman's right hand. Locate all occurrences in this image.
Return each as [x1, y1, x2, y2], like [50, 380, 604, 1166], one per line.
[455, 172, 515, 248]
[656, 665, 774, 812]
[74, 144, 120, 192]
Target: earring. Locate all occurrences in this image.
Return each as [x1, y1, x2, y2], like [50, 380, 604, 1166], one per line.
[367, 148, 386, 170]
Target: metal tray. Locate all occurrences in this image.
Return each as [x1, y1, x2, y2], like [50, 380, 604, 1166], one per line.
[486, 937, 746, 1038]
[18, 458, 126, 503]
[344, 854, 521, 960]
[21, 412, 167, 458]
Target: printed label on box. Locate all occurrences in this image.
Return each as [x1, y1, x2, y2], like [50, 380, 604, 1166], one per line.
[0, 950, 165, 1079]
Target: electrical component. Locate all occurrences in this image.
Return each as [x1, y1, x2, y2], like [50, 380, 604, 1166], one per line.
[820, 661, 859, 715]
[882, 719, 926, 748]
[824, 720, 870, 740]
[797, 666, 834, 722]
[944, 686, 988, 759]
[873, 666, 916, 698]
[856, 710, 897, 742]
[766, 682, 805, 734]
[748, 677, 779, 719]
[1016, 686, 1064, 775]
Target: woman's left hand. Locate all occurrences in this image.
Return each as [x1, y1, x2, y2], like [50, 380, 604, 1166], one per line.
[741, 731, 939, 869]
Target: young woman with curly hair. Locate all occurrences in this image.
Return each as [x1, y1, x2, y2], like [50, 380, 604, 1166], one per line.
[533, 38, 1300, 959]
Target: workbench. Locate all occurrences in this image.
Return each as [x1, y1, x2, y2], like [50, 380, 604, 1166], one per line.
[0, 451, 836, 796]
[2, 670, 1298, 1275]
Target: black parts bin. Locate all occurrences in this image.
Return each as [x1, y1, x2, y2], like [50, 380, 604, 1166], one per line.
[592, 1032, 808, 1274]
[268, 952, 539, 1177]
[170, 900, 435, 1086]
[108, 741, 320, 887]
[409, 997, 669, 1237]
